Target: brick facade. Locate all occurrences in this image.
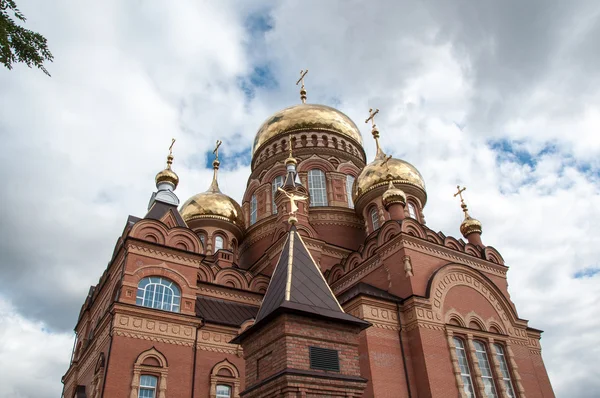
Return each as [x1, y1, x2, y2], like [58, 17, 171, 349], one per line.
[62, 114, 554, 398]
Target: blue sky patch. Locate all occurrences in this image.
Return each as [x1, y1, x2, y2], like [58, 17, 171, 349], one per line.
[574, 266, 600, 279]
[204, 146, 251, 169]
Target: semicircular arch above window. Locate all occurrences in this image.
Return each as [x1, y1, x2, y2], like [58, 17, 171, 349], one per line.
[136, 276, 181, 313]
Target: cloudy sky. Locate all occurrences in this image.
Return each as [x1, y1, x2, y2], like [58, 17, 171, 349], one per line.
[1, 0, 599, 396]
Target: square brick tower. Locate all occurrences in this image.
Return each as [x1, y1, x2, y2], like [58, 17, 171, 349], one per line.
[232, 225, 370, 397]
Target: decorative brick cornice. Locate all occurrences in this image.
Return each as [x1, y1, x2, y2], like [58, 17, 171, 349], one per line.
[197, 285, 262, 305]
[331, 257, 381, 294]
[127, 243, 205, 270]
[402, 236, 507, 277]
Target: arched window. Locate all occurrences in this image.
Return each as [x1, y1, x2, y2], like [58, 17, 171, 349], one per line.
[216, 385, 231, 398]
[272, 176, 284, 214]
[346, 175, 355, 208]
[494, 344, 516, 398]
[308, 169, 327, 206]
[407, 202, 417, 219]
[215, 236, 224, 251]
[198, 234, 206, 250]
[453, 337, 475, 398]
[138, 375, 158, 398]
[370, 207, 380, 230]
[250, 194, 257, 225]
[474, 340, 498, 398]
[136, 277, 181, 312]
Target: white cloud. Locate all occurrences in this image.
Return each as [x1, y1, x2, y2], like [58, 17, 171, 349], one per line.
[0, 297, 73, 398]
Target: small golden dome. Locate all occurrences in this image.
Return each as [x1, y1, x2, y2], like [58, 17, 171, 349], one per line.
[253, 104, 363, 154]
[354, 156, 426, 203]
[180, 191, 244, 229]
[155, 167, 179, 188]
[460, 216, 482, 237]
[155, 152, 179, 189]
[382, 181, 407, 209]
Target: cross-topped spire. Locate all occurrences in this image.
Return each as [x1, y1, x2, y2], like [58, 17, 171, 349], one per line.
[296, 69, 308, 104]
[365, 108, 386, 159]
[165, 138, 176, 169]
[208, 140, 223, 193]
[213, 140, 222, 161]
[454, 185, 470, 217]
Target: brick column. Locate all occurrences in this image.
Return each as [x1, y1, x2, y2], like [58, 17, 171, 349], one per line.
[505, 344, 527, 398]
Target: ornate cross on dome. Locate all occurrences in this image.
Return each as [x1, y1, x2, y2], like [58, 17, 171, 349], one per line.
[166, 138, 176, 169]
[454, 185, 470, 216]
[365, 108, 379, 128]
[213, 140, 222, 161]
[296, 69, 308, 104]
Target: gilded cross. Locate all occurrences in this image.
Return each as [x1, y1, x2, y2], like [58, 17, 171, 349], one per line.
[365, 108, 380, 128]
[213, 140, 223, 160]
[454, 185, 466, 203]
[381, 154, 392, 170]
[168, 138, 176, 156]
[296, 69, 308, 87]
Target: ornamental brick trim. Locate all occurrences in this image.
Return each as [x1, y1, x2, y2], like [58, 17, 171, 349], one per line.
[429, 265, 529, 342]
[127, 243, 204, 270]
[114, 330, 195, 347]
[112, 313, 196, 346]
[196, 286, 262, 305]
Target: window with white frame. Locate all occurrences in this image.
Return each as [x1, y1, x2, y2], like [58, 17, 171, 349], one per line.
[250, 194, 257, 225]
[494, 344, 516, 398]
[272, 176, 285, 214]
[308, 169, 327, 206]
[216, 384, 231, 398]
[138, 375, 158, 398]
[453, 337, 475, 398]
[474, 340, 498, 398]
[136, 277, 180, 312]
[346, 175, 355, 208]
[407, 202, 417, 219]
[370, 207, 380, 230]
[214, 236, 224, 251]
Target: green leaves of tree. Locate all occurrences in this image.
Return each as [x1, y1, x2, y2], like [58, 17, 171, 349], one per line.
[0, 0, 53, 76]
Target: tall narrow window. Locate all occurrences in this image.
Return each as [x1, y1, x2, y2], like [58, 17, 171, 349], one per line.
[370, 207, 380, 230]
[215, 236, 224, 251]
[272, 176, 285, 214]
[138, 375, 158, 398]
[474, 340, 498, 398]
[216, 385, 231, 398]
[250, 194, 257, 225]
[453, 337, 475, 398]
[199, 234, 206, 250]
[494, 344, 516, 398]
[407, 202, 417, 219]
[346, 175, 355, 208]
[308, 169, 328, 206]
[136, 277, 180, 312]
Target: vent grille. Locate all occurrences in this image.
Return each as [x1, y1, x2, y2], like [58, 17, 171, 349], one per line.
[309, 346, 340, 372]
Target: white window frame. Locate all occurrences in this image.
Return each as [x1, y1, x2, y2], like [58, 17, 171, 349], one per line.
[214, 235, 224, 251]
[407, 202, 417, 219]
[250, 194, 257, 224]
[308, 169, 328, 207]
[272, 176, 285, 214]
[474, 340, 498, 398]
[346, 175, 355, 208]
[216, 384, 232, 398]
[494, 343, 516, 398]
[138, 374, 158, 398]
[136, 277, 181, 312]
[454, 337, 475, 398]
[370, 207, 380, 230]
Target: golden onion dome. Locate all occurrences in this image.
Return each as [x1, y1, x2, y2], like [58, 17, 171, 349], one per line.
[180, 156, 245, 230]
[460, 216, 482, 237]
[354, 156, 426, 203]
[155, 167, 179, 189]
[382, 181, 407, 209]
[252, 104, 363, 154]
[180, 190, 245, 229]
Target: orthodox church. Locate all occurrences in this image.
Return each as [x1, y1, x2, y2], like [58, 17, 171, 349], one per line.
[62, 73, 554, 398]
